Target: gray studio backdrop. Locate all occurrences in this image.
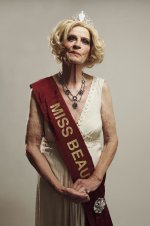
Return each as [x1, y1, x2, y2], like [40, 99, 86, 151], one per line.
[0, 0, 150, 226]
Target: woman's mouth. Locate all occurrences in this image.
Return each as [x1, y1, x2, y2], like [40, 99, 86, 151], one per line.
[69, 51, 81, 56]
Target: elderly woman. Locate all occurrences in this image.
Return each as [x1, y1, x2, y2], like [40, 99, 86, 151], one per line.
[25, 12, 118, 226]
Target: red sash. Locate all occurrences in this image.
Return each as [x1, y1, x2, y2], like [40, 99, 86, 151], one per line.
[30, 76, 113, 226]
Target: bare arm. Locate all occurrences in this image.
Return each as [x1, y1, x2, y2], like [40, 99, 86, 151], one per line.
[25, 91, 89, 202]
[92, 80, 118, 181]
[72, 81, 118, 192]
[25, 91, 63, 192]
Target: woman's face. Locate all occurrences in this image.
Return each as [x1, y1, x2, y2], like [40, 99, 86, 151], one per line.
[63, 26, 91, 65]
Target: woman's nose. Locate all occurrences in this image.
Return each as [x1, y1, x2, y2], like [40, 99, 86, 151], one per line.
[73, 43, 81, 50]
[73, 39, 81, 49]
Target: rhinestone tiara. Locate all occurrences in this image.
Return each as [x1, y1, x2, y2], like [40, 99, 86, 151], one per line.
[72, 11, 94, 26]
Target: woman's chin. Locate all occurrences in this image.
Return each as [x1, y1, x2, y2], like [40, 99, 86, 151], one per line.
[63, 55, 85, 65]
[67, 58, 83, 65]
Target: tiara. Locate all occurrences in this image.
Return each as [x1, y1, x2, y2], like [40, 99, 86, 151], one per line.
[72, 11, 94, 26]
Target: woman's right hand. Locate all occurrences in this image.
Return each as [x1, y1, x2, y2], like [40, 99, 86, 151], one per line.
[56, 185, 90, 203]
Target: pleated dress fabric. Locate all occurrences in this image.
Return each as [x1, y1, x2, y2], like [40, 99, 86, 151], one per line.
[35, 76, 104, 226]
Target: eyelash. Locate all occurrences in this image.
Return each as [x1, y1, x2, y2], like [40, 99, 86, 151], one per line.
[82, 39, 90, 45]
[67, 36, 90, 45]
[67, 36, 76, 42]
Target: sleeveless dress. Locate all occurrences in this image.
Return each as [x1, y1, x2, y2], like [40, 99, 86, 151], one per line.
[35, 76, 104, 226]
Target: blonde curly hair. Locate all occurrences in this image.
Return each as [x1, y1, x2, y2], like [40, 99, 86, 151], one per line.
[48, 19, 105, 68]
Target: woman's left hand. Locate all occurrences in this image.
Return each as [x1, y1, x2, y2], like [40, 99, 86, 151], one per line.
[72, 175, 102, 194]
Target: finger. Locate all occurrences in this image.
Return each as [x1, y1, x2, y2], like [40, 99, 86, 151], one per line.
[78, 187, 86, 193]
[73, 179, 91, 193]
[66, 188, 88, 199]
[85, 188, 90, 194]
[76, 184, 90, 193]
[72, 179, 82, 190]
[73, 181, 85, 192]
[73, 185, 81, 192]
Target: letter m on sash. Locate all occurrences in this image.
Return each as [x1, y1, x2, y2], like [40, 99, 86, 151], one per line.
[50, 102, 64, 116]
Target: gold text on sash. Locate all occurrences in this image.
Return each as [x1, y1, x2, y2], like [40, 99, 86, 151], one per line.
[50, 102, 90, 179]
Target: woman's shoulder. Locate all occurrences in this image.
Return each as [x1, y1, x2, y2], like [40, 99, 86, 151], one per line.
[84, 73, 105, 87]
[84, 72, 104, 80]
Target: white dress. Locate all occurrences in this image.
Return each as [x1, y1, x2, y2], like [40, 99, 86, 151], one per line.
[35, 76, 104, 226]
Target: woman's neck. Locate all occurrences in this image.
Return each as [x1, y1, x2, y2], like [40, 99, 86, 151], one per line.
[61, 63, 84, 87]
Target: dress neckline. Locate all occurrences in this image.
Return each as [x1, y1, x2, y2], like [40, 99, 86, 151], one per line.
[52, 75, 96, 125]
[77, 76, 96, 126]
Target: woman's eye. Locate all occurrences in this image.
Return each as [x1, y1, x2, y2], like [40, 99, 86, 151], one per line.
[82, 38, 90, 45]
[67, 35, 76, 42]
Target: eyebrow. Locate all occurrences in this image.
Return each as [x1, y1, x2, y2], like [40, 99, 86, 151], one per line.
[68, 34, 90, 41]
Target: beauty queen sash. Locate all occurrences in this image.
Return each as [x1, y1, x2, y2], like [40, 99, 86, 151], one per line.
[30, 76, 113, 226]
